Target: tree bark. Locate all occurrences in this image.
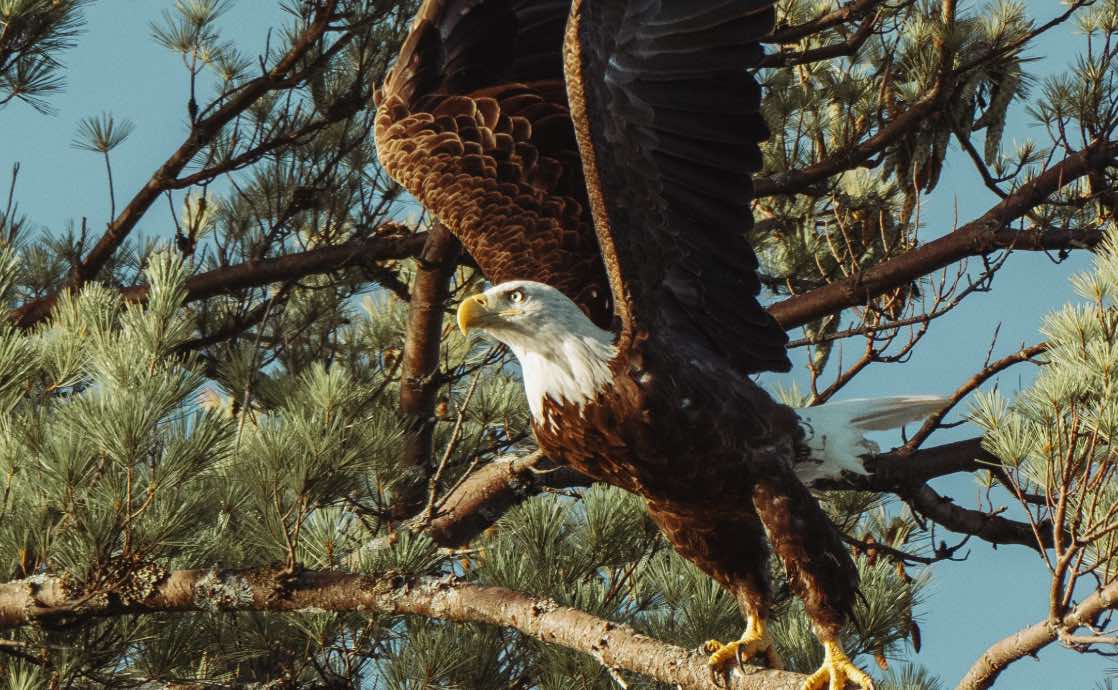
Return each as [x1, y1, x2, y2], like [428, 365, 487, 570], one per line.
[0, 568, 811, 690]
[134, 231, 424, 304]
[899, 483, 1048, 550]
[421, 451, 587, 547]
[412, 438, 1026, 551]
[396, 222, 462, 518]
[7, 230, 427, 329]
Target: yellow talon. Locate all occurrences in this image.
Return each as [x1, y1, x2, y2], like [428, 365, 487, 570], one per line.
[705, 615, 783, 679]
[801, 639, 875, 690]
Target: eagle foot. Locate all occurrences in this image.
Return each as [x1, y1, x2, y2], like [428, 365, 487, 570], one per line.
[802, 639, 875, 690]
[704, 617, 782, 681]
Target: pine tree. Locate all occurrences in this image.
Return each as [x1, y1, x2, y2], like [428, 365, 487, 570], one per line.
[0, 1, 1115, 688]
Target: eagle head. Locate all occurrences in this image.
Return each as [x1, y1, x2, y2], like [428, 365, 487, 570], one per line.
[456, 280, 617, 420]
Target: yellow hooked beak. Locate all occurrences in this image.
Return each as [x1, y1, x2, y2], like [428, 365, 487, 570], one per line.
[456, 293, 491, 335]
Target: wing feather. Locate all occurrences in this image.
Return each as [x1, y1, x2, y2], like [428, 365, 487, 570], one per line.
[565, 0, 789, 372]
[377, 0, 789, 372]
[376, 0, 612, 327]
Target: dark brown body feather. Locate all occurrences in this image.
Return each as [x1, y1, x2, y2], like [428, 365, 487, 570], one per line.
[532, 331, 856, 633]
[376, 0, 860, 642]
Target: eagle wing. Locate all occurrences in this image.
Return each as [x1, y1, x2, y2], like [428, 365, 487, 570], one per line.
[375, 0, 788, 372]
[564, 0, 787, 372]
[375, 0, 613, 328]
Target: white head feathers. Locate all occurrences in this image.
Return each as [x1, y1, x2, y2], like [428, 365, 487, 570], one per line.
[456, 280, 617, 419]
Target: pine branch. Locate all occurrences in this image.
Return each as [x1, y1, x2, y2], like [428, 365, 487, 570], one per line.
[753, 87, 944, 198]
[0, 567, 812, 690]
[421, 451, 588, 547]
[409, 438, 1020, 551]
[769, 141, 1117, 329]
[395, 223, 462, 518]
[10, 0, 345, 328]
[768, 0, 886, 43]
[760, 8, 879, 69]
[954, 577, 1118, 690]
[900, 343, 1048, 451]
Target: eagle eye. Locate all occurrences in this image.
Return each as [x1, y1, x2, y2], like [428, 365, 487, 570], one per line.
[508, 288, 525, 304]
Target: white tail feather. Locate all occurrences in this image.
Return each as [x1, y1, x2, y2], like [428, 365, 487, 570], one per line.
[793, 396, 947, 484]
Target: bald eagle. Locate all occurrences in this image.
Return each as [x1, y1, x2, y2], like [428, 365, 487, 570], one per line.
[374, 1, 943, 687]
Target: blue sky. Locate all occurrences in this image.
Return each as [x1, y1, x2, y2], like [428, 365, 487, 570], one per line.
[0, 1, 1109, 688]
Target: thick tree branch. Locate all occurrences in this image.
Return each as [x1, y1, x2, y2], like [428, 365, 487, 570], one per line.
[900, 483, 1049, 550]
[126, 230, 425, 305]
[6, 231, 426, 328]
[840, 437, 990, 489]
[769, 142, 1115, 329]
[11, 0, 344, 328]
[955, 578, 1118, 690]
[0, 568, 809, 690]
[423, 452, 589, 547]
[417, 437, 1021, 551]
[822, 439, 1051, 549]
[396, 223, 462, 518]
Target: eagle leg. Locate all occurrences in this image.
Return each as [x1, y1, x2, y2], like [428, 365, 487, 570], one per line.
[801, 638, 875, 690]
[704, 612, 782, 678]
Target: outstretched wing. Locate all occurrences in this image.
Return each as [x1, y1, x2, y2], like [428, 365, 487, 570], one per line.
[375, 0, 613, 328]
[565, 0, 788, 372]
[376, 0, 789, 372]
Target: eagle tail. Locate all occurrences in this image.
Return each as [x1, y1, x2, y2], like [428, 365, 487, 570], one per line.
[793, 396, 947, 483]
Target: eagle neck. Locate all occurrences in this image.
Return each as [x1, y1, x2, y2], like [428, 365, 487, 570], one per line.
[506, 327, 617, 421]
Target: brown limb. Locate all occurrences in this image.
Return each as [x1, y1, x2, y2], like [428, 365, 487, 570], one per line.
[0, 568, 809, 690]
[760, 8, 879, 68]
[422, 451, 589, 547]
[769, 142, 1115, 330]
[395, 223, 462, 518]
[754, 88, 944, 198]
[901, 343, 1048, 451]
[827, 437, 992, 490]
[954, 578, 1118, 690]
[9, 229, 425, 329]
[768, 0, 886, 43]
[420, 438, 1021, 552]
[900, 483, 1051, 550]
[168, 109, 364, 190]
